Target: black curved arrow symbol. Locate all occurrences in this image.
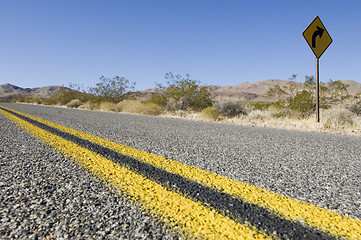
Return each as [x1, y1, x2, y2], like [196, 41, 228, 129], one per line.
[312, 26, 324, 48]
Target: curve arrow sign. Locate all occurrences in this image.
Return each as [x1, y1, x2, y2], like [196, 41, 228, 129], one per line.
[312, 26, 324, 48]
[303, 16, 332, 59]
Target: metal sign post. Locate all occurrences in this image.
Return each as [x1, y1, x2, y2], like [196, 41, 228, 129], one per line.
[303, 16, 332, 122]
[316, 57, 320, 122]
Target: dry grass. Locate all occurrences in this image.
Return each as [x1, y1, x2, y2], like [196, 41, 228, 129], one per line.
[93, 100, 164, 116]
[119, 100, 163, 116]
[78, 101, 99, 110]
[159, 106, 361, 137]
[66, 99, 82, 108]
[321, 108, 354, 129]
[201, 107, 220, 121]
[219, 107, 360, 136]
[246, 110, 269, 120]
[56, 97, 361, 137]
[99, 102, 121, 112]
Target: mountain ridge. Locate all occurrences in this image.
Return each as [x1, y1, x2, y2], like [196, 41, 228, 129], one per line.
[1, 80, 361, 102]
[209, 79, 361, 102]
[0, 83, 62, 99]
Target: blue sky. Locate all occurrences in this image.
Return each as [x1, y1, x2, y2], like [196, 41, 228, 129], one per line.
[1, 0, 360, 90]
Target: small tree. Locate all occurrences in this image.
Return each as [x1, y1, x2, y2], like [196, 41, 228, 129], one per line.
[149, 72, 213, 111]
[55, 85, 82, 105]
[303, 76, 350, 108]
[267, 75, 316, 117]
[89, 76, 135, 103]
[288, 90, 314, 117]
[268, 75, 351, 118]
[51, 83, 93, 105]
[322, 80, 350, 105]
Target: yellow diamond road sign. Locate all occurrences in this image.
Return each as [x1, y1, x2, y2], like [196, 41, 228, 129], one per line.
[303, 16, 332, 59]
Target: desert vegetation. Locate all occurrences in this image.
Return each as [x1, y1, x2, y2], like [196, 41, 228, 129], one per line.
[2, 73, 361, 136]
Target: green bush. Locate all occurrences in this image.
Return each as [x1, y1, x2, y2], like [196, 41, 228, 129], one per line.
[148, 94, 167, 107]
[288, 90, 314, 117]
[251, 102, 272, 111]
[215, 101, 246, 117]
[267, 74, 351, 118]
[148, 72, 213, 111]
[89, 76, 135, 103]
[53, 86, 85, 105]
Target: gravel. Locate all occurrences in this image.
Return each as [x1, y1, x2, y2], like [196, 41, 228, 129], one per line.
[0, 111, 181, 239]
[1, 102, 360, 235]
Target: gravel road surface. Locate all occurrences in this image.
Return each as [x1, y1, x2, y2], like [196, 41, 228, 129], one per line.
[0, 105, 181, 239]
[1, 103, 360, 238]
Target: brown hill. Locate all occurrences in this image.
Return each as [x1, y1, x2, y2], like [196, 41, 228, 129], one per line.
[139, 79, 361, 102]
[212, 80, 361, 102]
[338, 80, 361, 95]
[211, 79, 291, 102]
[2, 80, 360, 103]
[0, 83, 62, 99]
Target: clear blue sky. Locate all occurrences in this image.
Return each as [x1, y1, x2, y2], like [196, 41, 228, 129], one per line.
[1, 0, 360, 90]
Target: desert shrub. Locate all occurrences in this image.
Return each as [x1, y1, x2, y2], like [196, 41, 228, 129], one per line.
[118, 100, 163, 116]
[42, 96, 58, 105]
[99, 102, 120, 112]
[89, 76, 135, 103]
[267, 74, 351, 118]
[55, 87, 83, 105]
[78, 101, 99, 110]
[247, 110, 268, 120]
[164, 98, 183, 112]
[66, 99, 82, 108]
[148, 72, 213, 111]
[322, 108, 354, 128]
[201, 107, 220, 120]
[215, 101, 246, 117]
[148, 94, 167, 107]
[29, 97, 43, 104]
[118, 100, 143, 113]
[140, 103, 164, 116]
[347, 100, 361, 116]
[288, 90, 314, 118]
[9, 95, 45, 104]
[271, 109, 292, 118]
[250, 102, 272, 111]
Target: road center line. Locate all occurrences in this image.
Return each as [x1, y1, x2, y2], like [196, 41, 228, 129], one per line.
[1, 105, 360, 239]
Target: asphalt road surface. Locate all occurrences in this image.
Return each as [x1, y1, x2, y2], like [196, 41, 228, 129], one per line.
[1, 103, 360, 239]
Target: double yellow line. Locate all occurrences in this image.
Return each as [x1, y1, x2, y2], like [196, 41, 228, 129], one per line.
[1, 105, 360, 239]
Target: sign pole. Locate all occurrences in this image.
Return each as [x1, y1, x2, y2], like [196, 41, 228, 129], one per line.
[315, 57, 320, 122]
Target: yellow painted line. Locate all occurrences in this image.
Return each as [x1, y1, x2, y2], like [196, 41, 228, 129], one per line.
[2, 106, 361, 239]
[0, 107, 273, 239]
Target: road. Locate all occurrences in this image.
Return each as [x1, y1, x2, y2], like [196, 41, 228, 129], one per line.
[1, 103, 360, 239]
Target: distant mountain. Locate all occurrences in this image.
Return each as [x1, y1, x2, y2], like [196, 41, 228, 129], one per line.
[0, 83, 62, 99]
[140, 79, 361, 102]
[2, 80, 360, 102]
[211, 79, 289, 102]
[337, 80, 361, 95]
[211, 79, 361, 102]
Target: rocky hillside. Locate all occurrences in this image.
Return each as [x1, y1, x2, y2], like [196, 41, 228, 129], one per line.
[211, 79, 288, 102]
[0, 84, 62, 99]
[1, 80, 360, 102]
[141, 79, 361, 102]
[211, 79, 361, 102]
